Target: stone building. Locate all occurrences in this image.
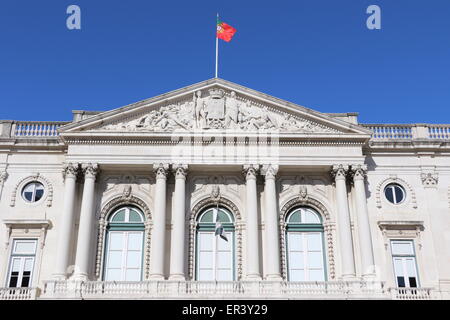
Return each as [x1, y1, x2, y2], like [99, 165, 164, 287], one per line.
[0, 78, 449, 299]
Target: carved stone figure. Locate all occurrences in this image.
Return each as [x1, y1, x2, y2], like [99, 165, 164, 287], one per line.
[225, 91, 239, 127]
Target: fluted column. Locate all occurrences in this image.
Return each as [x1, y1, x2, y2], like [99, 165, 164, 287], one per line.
[169, 164, 188, 280]
[351, 164, 376, 279]
[243, 165, 261, 280]
[262, 164, 282, 280]
[53, 163, 79, 280]
[331, 164, 356, 280]
[73, 163, 99, 281]
[149, 163, 169, 280]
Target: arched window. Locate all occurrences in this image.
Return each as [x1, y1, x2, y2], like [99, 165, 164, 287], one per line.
[103, 206, 145, 281]
[285, 207, 326, 281]
[196, 206, 235, 281]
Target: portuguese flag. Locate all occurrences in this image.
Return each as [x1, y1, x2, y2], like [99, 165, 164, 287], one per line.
[217, 17, 236, 42]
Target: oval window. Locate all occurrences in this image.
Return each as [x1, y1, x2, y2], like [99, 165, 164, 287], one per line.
[22, 182, 45, 203]
[384, 183, 406, 204]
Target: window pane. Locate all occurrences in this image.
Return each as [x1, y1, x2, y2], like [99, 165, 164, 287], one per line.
[9, 273, 19, 287]
[308, 252, 324, 269]
[13, 241, 37, 254]
[394, 187, 404, 203]
[289, 269, 305, 282]
[288, 233, 303, 251]
[199, 252, 213, 269]
[217, 233, 232, 250]
[397, 277, 406, 287]
[127, 233, 143, 251]
[200, 210, 214, 223]
[24, 192, 34, 202]
[105, 269, 121, 281]
[393, 258, 404, 276]
[11, 258, 21, 271]
[24, 258, 34, 271]
[304, 210, 320, 224]
[126, 251, 141, 268]
[308, 269, 325, 281]
[125, 269, 141, 281]
[21, 272, 31, 287]
[217, 251, 232, 269]
[198, 269, 213, 281]
[288, 252, 304, 269]
[34, 189, 44, 201]
[409, 277, 417, 288]
[112, 210, 126, 222]
[107, 251, 122, 268]
[392, 241, 414, 255]
[217, 210, 231, 223]
[109, 233, 124, 250]
[307, 233, 322, 251]
[217, 269, 232, 281]
[128, 210, 143, 222]
[198, 233, 214, 250]
[288, 211, 301, 223]
[385, 187, 394, 203]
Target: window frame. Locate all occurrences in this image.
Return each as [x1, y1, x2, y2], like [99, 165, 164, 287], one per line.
[384, 183, 406, 205]
[285, 207, 327, 282]
[5, 239, 38, 288]
[195, 206, 236, 281]
[21, 181, 45, 203]
[390, 239, 420, 288]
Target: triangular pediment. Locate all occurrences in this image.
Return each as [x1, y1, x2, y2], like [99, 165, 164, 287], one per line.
[60, 78, 372, 138]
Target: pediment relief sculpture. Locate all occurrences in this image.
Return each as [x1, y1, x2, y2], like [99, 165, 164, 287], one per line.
[98, 89, 338, 133]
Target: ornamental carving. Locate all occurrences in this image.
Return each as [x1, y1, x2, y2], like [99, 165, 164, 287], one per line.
[243, 164, 259, 180]
[279, 196, 336, 280]
[10, 173, 53, 207]
[95, 195, 152, 279]
[62, 163, 79, 180]
[98, 89, 338, 133]
[350, 164, 367, 182]
[188, 196, 243, 281]
[153, 163, 169, 179]
[331, 164, 349, 181]
[0, 171, 8, 184]
[421, 172, 438, 188]
[375, 175, 417, 209]
[82, 163, 99, 179]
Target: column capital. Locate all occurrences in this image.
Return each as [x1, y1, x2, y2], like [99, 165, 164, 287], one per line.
[172, 164, 188, 180]
[243, 164, 259, 181]
[62, 163, 79, 180]
[153, 163, 169, 180]
[331, 164, 349, 181]
[81, 163, 99, 179]
[261, 164, 279, 180]
[350, 164, 368, 182]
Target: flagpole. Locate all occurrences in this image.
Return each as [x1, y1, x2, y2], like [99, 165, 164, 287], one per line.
[215, 13, 219, 78]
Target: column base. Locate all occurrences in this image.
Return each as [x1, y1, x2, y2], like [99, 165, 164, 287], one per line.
[70, 273, 89, 282]
[168, 274, 185, 281]
[149, 274, 165, 281]
[265, 274, 282, 281]
[341, 274, 357, 281]
[245, 274, 262, 281]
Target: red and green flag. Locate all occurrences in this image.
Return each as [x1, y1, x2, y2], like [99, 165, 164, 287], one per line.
[217, 18, 236, 42]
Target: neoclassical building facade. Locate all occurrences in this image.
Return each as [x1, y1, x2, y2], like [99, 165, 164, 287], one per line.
[0, 78, 449, 299]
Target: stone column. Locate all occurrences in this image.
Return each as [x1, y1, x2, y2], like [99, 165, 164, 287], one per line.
[73, 163, 99, 281]
[243, 165, 261, 280]
[169, 164, 188, 280]
[262, 164, 282, 280]
[331, 164, 356, 280]
[53, 163, 79, 280]
[0, 171, 7, 202]
[351, 164, 376, 279]
[149, 163, 169, 280]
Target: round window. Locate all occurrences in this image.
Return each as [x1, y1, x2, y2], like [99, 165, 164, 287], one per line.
[384, 183, 406, 204]
[22, 182, 45, 203]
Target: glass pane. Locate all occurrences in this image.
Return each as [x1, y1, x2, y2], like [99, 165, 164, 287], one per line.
[392, 241, 414, 255]
[217, 269, 232, 281]
[308, 269, 325, 281]
[34, 189, 44, 201]
[24, 258, 34, 272]
[126, 251, 141, 268]
[11, 258, 21, 271]
[304, 210, 320, 224]
[288, 233, 303, 251]
[397, 277, 406, 287]
[307, 233, 322, 251]
[409, 277, 417, 288]
[217, 210, 231, 223]
[289, 269, 305, 282]
[23, 192, 34, 202]
[393, 258, 404, 276]
[199, 252, 214, 268]
[127, 233, 143, 251]
[288, 211, 301, 223]
[21, 272, 31, 287]
[394, 186, 404, 203]
[125, 269, 141, 281]
[109, 233, 124, 250]
[111, 210, 126, 222]
[385, 187, 394, 203]
[198, 233, 214, 250]
[105, 269, 121, 281]
[217, 251, 232, 269]
[23, 184, 35, 193]
[9, 273, 19, 287]
[308, 252, 324, 268]
[14, 241, 37, 254]
[288, 252, 304, 269]
[200, 210, 214, 223]
[107, 251, 122, 268]
[128, 210, 143, 222]
[198, 269, 213, 281]
[405, 258, 417, 277]
[217, 233, 232, 250]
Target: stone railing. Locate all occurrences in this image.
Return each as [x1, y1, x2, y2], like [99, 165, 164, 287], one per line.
[363, 124, 450, 141]
[0, 120, 70, 138]
[40, 280, 390, 299]
[0, 287, 39, 300]
[388, 287, 433, 300]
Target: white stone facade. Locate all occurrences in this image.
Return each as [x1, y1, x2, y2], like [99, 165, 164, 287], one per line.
[0, 78, 449, 300]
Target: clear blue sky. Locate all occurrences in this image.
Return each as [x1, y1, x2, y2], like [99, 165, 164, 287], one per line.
[1, 0, 449, 124]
